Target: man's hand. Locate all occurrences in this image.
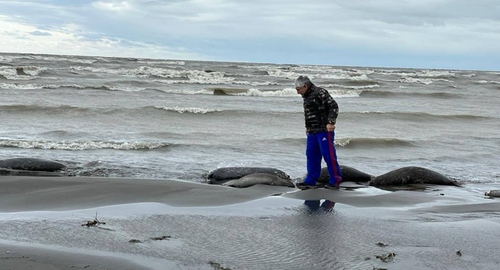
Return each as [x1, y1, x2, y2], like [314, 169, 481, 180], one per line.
[326, 123, 335, 132]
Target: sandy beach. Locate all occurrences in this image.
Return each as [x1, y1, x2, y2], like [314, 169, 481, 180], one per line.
[1, 176, 500, 270]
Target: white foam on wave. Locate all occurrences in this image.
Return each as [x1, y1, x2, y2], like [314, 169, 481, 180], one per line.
[294, 65, 374, 75]
[0, 66, 48, 80]
[0, 83, 144, 92]
[0, 139, 168, 150]
[244, 88, 297, 97]
[326, 83, 380, 90]
[155, 78, 277, 86]
[476, 80, 500, 85]
[0, 55, 13, 63]
[264, 67, 378, 85]
[71, 65, 236, 84]
[154, 88, 214, 95]
[187, 70, 234, 84]
[396, 77, 435, 85]
[253, 81, 280, 86]
[153, 79, 191, 85]
[70, 66, 169, 78]
[70, 66, 147, 77]
[0, 83, 40, 89]
[107, 86, 145, 92]
[156, 106, 220, 114]
[218, 87, 361, 98]
[318, 73, 371, 81]
[418, 69, 456, 78]
[329, 89, 362, 98]
[380, 69, 456, 78]
[233, 80, 280, 86]
[266, 68, 298, 79]
[155, 87, 361, 98]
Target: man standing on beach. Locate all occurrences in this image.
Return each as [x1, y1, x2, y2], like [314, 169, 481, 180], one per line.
[295, 76, 342, 190]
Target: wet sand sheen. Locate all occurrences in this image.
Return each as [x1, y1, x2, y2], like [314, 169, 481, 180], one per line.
[1, 176, 500, 270]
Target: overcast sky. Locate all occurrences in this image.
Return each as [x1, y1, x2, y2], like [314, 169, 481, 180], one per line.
[0, 0, 499, 70]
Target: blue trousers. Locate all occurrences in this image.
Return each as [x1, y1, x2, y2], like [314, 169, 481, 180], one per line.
[304, 131, 342, 185]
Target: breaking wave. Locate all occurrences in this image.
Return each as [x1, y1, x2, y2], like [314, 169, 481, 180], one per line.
[327, 83, 380, 90]
[155, 106, 221, 114]
[0, 83, 144, 92]
[204, 87, 361, 98]
[475, 80, 500, 85]
[379, 69, 457, 79]
[395, 77, 452, 85]
[0, 66, 48, 80]
[0, 104, 292, 117]
[0, 139, 170, 151]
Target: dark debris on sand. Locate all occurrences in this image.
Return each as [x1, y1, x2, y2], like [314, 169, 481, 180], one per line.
[209, 261, 231, 270]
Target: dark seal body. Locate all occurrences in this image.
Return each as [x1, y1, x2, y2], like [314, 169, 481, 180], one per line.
[369, 166, 460, 186]
[207, 167, 290, 184]
[485, 190, 500, 198]
[316, 165, 373, 184]
[0, 158, 66, 172]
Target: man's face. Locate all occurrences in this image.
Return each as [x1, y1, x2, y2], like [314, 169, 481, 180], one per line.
[296, 85, 308, 96]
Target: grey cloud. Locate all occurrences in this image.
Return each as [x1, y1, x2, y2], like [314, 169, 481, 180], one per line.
[1, 0, 499, 69]
[80, 0, 498, 58]
[30, 30, 52, 36]
[337, 0, 500, 26]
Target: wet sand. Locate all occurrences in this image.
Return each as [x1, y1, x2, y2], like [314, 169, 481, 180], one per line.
[1, 176, 500, 270]
[0, 241, 151, 270]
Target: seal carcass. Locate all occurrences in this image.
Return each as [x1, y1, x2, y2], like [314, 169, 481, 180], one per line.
[315, 165, 373, 183]
[369, 166, 460, 186]
[223, 173, 295, 188]
[0, 158, 66, 172]
[207, 167, 290, 184]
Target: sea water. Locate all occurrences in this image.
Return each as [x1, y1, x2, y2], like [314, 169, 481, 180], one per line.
[1, 53, 499, 183]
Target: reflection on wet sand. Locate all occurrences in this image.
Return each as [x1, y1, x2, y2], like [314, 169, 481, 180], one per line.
[304, 199, 336, 213]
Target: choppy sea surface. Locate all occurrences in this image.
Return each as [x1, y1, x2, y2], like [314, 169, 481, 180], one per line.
[1, 52, 499, 183]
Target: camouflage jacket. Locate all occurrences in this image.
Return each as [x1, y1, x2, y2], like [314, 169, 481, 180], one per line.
[302, 84, 339, 133]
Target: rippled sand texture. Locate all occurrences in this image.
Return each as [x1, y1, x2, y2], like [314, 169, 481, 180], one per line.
[2, 176, 500, 269]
